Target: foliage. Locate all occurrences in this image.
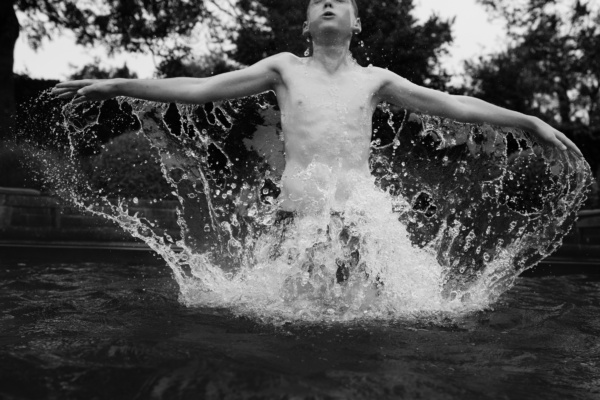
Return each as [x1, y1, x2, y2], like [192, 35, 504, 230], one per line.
[465, 0, 600, 177]
[69, 60, 138, 80]
[469, 0, 599, 124]
[231, 0, 454, 89]
[157, 55, 236, 78]
[0, 142, 43, 190]
[4, 0, 220, 139]
[83, 131, 172, 199]
[15, 0, 213, 58]
[14, 74, 58, 104]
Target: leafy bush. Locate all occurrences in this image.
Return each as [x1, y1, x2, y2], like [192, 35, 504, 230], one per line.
[83, 132, 172, 199]
[0, 142, 44, 190]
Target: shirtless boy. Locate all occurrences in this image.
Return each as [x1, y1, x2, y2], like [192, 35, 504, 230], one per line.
[52, 0, 582, 214]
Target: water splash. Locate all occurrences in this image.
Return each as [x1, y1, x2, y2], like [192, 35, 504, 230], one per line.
[23, 93, 592, 322]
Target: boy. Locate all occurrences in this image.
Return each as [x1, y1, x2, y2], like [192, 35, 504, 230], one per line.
[52, 0, 582, 214]
[52, 0, 584, 285]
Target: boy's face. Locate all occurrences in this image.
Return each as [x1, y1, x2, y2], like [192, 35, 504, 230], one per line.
[303, 0, 361, 40]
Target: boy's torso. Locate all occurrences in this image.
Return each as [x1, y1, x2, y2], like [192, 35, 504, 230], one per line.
[271, 55, 385, 212]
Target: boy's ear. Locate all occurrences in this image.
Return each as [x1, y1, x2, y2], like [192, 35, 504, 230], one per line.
[353, 18, 362, 35]
[302, 21, 310, 37]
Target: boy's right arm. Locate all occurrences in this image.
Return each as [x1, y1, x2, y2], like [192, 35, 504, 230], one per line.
[52, 54, 289, 105]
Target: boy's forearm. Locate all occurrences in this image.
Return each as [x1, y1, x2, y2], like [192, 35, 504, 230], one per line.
[454, 95, 539, 132]
[112, 78, 207, 104]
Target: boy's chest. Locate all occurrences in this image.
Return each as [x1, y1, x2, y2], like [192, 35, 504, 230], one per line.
[280, 68, 381, 117]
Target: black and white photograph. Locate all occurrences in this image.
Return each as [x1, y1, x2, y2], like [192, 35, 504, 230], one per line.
[1, 0, 599, 398]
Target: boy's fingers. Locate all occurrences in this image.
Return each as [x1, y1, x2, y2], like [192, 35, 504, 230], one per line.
[555, 130, 584, 157]
[51, 88, 73, 95]
[562, 138, 582, 157]
[57, 92, 77, 99]
[71, 96, 89, 105]
[553, 138, 567, 151]
[55, 79, 95, 88]
[55, 82, 83, 89]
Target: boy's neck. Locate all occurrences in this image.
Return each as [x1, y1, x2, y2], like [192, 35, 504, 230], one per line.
[310, 40, 354, 74]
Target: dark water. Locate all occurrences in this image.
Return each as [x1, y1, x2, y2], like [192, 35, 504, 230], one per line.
[1, 250, 599, 399]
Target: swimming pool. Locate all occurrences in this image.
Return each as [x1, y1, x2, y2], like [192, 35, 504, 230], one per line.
[1, 249, 599, 399]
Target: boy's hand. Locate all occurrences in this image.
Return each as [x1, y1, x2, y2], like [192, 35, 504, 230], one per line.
[529, 118, 583, 158]
[51, 79, 120, 105]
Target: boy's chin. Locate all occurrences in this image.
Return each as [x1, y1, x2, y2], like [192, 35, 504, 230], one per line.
[311, 25, 353, 39]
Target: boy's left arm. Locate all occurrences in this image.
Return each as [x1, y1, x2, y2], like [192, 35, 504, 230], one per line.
[377, 69, 583, 157]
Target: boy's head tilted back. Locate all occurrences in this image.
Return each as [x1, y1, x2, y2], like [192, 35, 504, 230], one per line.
[303, 0, 361, 42]
[305, 0, 359, 18]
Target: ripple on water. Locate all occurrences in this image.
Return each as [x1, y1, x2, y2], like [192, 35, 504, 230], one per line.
[1, 257, 600, 399]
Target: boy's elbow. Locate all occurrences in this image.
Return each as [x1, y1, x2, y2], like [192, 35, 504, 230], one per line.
[452, 96, 486, 122]
[448, 100, 473, 123]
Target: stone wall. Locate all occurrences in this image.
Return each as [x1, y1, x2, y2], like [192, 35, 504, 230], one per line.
[0, 187, 179, 243]
[1, 187, 598, 256]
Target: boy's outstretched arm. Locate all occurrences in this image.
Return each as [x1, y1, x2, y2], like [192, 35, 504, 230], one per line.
[51, 53, 289, 105]
[376, 69, 583, 157]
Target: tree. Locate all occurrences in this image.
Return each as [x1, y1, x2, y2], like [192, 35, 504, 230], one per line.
[230, 0, 454, 89]
[68, 61, 138, 80]
[156, 54, 236, 78]
[0, 1, 20, 138]
[2, 0, 220, 140]
[464, 0, 600, 178]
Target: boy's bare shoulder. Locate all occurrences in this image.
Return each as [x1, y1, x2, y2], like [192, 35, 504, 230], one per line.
[368, 66, 401, 82]
[366, 67, 414, 94]
[264, 52, 302, 67]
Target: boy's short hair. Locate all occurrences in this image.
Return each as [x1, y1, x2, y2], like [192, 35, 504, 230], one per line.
[306, 0, 360, 18]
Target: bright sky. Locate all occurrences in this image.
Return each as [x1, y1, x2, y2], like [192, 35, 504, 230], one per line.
[14, 0, 506, 82]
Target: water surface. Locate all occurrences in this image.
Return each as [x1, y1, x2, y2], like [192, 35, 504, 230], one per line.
[1, 250, 598, 399]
